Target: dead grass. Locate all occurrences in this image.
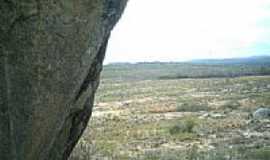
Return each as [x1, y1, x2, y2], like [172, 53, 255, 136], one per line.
[70, 75, 270, 160]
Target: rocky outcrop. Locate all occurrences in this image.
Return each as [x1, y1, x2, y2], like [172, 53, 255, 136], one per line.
[253, 108, 270, 120]
[0, 0, 127, 160]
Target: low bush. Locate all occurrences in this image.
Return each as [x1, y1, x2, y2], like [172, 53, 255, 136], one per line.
[169, 117, 197, 134]
[176, 103, 210, 112]
[245, 147, 270, 160]
[221, 101, 240, 110]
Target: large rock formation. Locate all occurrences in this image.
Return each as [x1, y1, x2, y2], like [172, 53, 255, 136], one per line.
[0, 0, 127, 159]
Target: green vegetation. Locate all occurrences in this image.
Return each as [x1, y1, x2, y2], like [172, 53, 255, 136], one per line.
[220, 100, 241, 111]
[168, 117, 198, 139]
[101, 60, 270, 81]
[70, 60, 270, 160]
[245, 147, 270, 160]
[176, 103, 210, 112]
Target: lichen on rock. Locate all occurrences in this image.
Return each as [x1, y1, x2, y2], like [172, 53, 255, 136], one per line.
[0, 0, 128, 160]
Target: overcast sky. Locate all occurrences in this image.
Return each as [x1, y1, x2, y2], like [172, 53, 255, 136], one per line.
[105, 0, 270, 64]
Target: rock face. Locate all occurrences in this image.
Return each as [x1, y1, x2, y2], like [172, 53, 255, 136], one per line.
[0, 1, 127, 160]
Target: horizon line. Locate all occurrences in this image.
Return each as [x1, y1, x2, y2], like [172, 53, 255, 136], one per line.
[104, 55, 270, 65]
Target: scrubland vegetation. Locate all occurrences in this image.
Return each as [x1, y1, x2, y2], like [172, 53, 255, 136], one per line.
[70, 58, 270, 160]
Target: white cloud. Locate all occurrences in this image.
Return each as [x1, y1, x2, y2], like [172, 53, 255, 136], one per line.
[105, 0, 270, 63]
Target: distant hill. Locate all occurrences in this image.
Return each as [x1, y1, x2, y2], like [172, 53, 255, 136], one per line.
[102, 56, 270, 81]
[189, 56, 270, 65]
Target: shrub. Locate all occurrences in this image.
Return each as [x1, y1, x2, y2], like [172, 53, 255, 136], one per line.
[221, 101, 240, 110]
[176, 103, 210, 112]
[245, 147, 270, 160]
[169, 117, 197, 134]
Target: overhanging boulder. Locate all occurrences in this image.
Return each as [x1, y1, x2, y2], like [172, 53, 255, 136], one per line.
[0, 0, 128, 159]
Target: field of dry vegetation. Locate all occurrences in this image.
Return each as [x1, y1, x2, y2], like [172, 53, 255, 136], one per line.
[70, 62, 270, 160]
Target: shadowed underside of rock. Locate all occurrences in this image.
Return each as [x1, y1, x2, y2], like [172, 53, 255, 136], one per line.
[0, 0, 127, 160]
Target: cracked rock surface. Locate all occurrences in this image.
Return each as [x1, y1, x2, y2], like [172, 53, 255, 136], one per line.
[0, 1, 127, 160]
